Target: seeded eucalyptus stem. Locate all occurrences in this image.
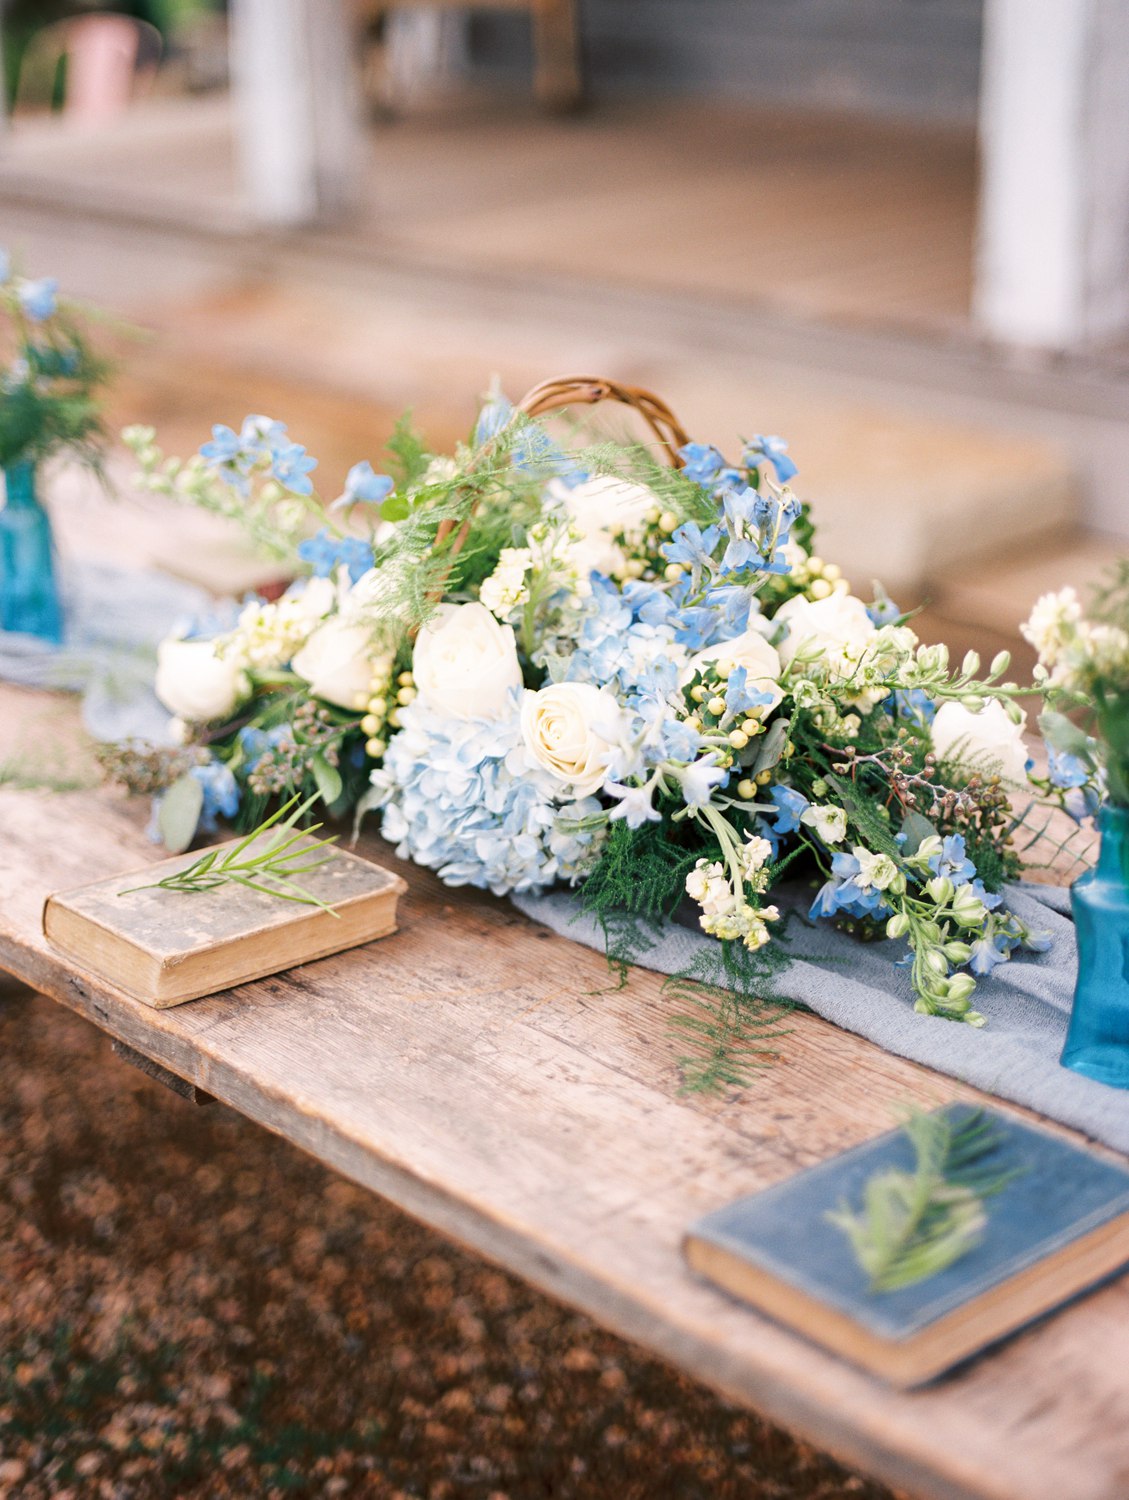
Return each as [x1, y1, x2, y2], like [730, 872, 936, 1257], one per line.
[121, 794, 341, 915]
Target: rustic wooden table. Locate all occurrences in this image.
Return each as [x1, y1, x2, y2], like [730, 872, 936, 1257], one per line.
[0, 694, 1125, 1500]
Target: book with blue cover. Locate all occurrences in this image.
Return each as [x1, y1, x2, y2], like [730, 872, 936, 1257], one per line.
[684, 1106, 1129, 1386]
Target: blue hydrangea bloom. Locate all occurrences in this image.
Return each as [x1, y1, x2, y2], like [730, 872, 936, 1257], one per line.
[376, 700, 605, 896]
[17, 277, 58, 322]
[725, 666, 775, 717]
[192, 759, 240, 833]
[297, 528, 374, 584]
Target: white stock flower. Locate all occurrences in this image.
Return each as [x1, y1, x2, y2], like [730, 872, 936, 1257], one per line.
[479, 547, 532, 619]
[520, 682, 626, 797]
[155, 638, 250, 723]
[800, 803, 848, 844]
[931, 699, 1030, 785]
[412, 602, 523, 721]
[774, 592, 877, 678]
[547, 474, 657, 578]
[682, 629, 784, 713]
[1020, 587, 1082, 663]
[292, 618, 380, 709]
[740, 834, 774, 875]
[685, 860, 733, 917]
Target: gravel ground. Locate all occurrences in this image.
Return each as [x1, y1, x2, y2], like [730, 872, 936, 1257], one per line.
[0, 980, 905, 1500]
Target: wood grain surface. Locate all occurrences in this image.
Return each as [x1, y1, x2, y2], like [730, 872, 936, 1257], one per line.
[1, 776, 1125, 1500]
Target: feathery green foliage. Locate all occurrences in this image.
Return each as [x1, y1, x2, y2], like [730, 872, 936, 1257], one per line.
[827, 1106, 1014, 1293]
[122, 795, 340, 912]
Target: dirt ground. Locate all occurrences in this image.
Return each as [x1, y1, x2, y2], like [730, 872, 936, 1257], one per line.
[0, 978, 905, 1500]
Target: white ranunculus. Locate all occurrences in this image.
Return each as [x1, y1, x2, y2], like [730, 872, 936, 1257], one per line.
[548, 475, 657, 578]
[774, 592, 877, 673]
[413, 601, 523, 721]
[520, 681, 626, 797]
[682, 629, 784, 713]
[155, 638, 250, 724]
[931, 699, 1030, 785]
[292, 617, 378, 709]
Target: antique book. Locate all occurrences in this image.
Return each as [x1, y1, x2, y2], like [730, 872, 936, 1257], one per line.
[43, 840, 407, 1008]
[684, 1106, 1129, 1387]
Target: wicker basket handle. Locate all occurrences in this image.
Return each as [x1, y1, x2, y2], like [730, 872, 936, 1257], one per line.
[514, 375, 690, 467]
[431, 375, 689, 565]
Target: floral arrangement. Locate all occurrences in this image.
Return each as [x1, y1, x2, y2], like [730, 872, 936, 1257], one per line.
[109, 379, 1058, 1066]
[0, 251, 110, 472]
[1022, 571, 1129, 813]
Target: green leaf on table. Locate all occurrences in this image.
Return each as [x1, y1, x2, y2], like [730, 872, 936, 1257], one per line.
[157, 773, 204, 854]
[311, 752, 343, 808]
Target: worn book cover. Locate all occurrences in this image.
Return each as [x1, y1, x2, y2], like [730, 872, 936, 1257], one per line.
[684, 1106, 1129, 1386]
[43, 840, 407, 1008]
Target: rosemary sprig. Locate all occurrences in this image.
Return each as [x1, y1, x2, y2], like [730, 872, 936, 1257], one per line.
[827, 1106, 1016, 1293]
[121, 795, 341, 915]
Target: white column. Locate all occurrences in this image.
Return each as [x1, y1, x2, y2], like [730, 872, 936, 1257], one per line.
[975, 0, 1129, 349]
[229, 0, 363, 227]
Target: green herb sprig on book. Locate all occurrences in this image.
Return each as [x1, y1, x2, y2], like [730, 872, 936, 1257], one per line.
[122, 795, 341, 914]
[827, 1106, 1016, 1292]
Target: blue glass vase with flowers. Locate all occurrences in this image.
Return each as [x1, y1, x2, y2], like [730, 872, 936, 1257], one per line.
[0, 256, 110, 643]
[1025, 575, 1129, 1087]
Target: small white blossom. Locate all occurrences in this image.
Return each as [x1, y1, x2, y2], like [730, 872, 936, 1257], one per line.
[800, 803, 848, 844]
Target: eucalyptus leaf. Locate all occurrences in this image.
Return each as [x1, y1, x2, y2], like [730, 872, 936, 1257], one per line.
[751, 718, 791, 777]
[312, 752, 343, 807]
[157, 773, 204, 854]
[1038, 709, 1094, 762]
[899, 810, 937, 858]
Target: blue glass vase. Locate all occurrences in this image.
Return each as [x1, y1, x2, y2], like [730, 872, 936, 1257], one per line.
[0, 459, 63, 644]
[1061, 804, 1129, 1088]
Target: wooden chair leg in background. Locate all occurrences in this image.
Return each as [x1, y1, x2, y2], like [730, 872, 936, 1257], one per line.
[532, 0, 582, 111]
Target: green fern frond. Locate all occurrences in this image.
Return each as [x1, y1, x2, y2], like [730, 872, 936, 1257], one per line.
[827, 1106, 1014, 1293]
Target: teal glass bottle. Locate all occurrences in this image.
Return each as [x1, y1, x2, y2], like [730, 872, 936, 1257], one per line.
[1061, 804, 1129, 1088]
[0, 459, 63, 644]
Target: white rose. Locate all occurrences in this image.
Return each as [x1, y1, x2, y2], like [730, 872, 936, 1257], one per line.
[548, 475, 657, 578]
[292, 617, 378, 709]
[412, 601, 523, 720]
[155, 638, 250, 723]
[520, 682, 626, 797]
[288, 574, 338, 622]
[682, 629, 784, 713]
[931, 699, 1030, 785]
[774, 593, 877, 672]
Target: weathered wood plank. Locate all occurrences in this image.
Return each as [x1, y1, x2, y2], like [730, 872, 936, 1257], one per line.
[0, 775, 1125, 1500]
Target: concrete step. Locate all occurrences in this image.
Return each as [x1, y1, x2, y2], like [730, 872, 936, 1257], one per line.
[128, 279, 1081, 605]
[922, 530, 1120, 678]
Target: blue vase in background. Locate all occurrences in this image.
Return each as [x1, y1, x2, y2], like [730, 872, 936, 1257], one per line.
[0, 459, 63, 644]
[1061, 803, 1129, 1088]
